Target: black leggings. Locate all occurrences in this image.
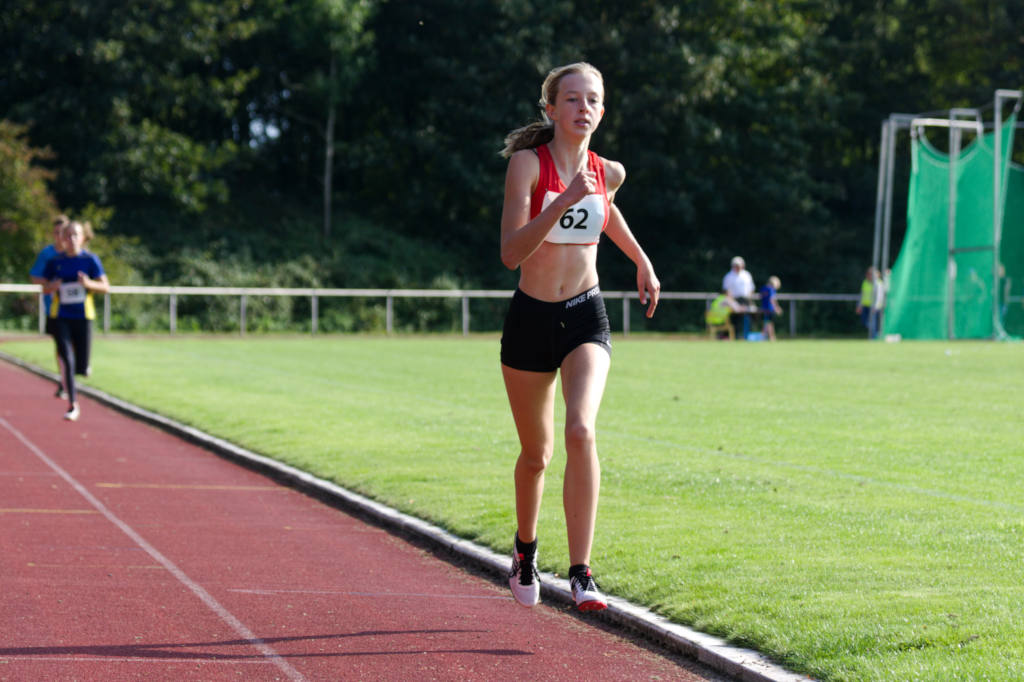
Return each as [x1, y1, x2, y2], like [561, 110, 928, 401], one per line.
[54, 318, 91, 404]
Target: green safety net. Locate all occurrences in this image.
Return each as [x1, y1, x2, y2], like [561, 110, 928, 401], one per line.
[1000, 161, 1024, 336]
[884, 115, 1019, 339]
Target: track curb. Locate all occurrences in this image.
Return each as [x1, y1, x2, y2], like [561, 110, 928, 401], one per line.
[1, 350, 812, 682]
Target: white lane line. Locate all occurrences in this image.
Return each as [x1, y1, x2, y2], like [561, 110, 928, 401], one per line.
[0, 417, 305, 682]
[1, 508, 97, 514]
[0, 656, 275, 665]
[229, 588, 507, 600]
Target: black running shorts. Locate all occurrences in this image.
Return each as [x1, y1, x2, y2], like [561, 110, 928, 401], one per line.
[500, 285, 612, 372]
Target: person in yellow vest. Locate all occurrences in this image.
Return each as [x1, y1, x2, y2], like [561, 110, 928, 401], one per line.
[855, 267, 876, 336]
[706, 289, 741, 340]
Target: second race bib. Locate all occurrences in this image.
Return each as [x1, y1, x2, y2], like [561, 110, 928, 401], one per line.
[59, 281, 87, 305]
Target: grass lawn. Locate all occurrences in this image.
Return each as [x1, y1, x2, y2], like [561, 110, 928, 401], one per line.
[3, 334, 1022, 681]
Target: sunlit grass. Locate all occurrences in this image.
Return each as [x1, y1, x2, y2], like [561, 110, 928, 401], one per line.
[4, 334, 1023, 681]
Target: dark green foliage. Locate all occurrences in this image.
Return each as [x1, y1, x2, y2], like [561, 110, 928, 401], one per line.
[1, 0, 1020, 334]
[0, 121, 56, 282]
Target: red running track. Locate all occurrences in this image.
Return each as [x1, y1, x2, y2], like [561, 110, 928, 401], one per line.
[0, 358, 727, 682]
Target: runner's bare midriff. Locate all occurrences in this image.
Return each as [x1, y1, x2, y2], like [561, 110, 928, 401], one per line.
[517, 241, 599, 302]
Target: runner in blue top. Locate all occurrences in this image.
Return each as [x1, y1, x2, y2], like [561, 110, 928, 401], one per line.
[758, 276, 783, 341]
[29, 215, 71, 397]
[41, 221, 109, 421]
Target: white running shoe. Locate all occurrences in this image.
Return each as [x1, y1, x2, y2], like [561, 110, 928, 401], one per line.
[508, 539, 539, 607]
[63, 405, 80, 422]
[570, 569, 607, 612]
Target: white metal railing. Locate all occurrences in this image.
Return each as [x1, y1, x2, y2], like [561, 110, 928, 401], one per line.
[1, 283, 861, 336]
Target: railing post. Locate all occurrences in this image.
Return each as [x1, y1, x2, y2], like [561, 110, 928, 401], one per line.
[103, 293, 111, 334]
[240, 294, 247, 336]
[462, 296, 469, 335]
[311, 294, 318, 335]
[622, 297, 630, 336]
[789, 299, 796, 337]
[38, 292, 45, 334]
[170, 293, 177, 335]
[386, 295, 393, 334]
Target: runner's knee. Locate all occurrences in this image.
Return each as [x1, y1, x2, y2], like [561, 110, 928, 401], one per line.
[564, 420, 596, 455]
[517, 445, 552, 475]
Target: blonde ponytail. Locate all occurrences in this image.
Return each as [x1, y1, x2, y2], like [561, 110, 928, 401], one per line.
[500, 121, 554, 158]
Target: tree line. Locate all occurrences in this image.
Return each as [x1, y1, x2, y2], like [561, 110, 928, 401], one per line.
[1, 0, 1020, 331]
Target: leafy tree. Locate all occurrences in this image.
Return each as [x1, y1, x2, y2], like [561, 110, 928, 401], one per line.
[2, 0, 1020, 313]
[0, 1, 261, 214]
[0, 120, 58, 282]
[241, 0, 376, 241]
[339, 0, 579, 285]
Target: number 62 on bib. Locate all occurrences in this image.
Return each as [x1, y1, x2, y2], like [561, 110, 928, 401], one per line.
[542, 191, 607, 245]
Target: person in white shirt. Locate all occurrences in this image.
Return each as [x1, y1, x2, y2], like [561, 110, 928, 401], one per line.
[722, 256, 755, 338]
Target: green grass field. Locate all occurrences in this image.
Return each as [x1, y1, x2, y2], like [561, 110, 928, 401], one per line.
[3, 334, 1022, 681]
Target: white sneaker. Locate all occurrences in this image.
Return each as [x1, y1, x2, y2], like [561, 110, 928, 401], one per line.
[570, 569, 607, 612]
[64, 405, 80, 422]
[508, 539, 539, 607]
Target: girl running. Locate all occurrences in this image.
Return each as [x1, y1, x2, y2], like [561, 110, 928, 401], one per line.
[498, 62, 660, 611]
[42, 221, 109, 421]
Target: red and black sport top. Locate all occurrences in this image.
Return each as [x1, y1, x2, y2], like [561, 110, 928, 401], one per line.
[530, 144, 610, 245]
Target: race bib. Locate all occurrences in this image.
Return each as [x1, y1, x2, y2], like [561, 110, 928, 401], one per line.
[59, 281, 87, 305]
[543, 191, 606, 245]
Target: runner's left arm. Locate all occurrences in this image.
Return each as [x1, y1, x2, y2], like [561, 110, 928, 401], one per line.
[604, 203, 660, 318]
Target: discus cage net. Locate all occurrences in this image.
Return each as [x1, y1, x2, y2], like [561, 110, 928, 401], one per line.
[872, 88, 1024, 340]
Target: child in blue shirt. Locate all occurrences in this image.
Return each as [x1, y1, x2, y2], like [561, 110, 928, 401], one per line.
[41, 221, 109, 421]
[759, 276, 783, 341]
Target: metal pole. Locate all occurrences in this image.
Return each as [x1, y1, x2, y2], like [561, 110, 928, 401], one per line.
[461, 296, 469, 335]
[240, 294, 247, 336]
[386, 295, 393, 334]
[946, 120, 961, 340]
[871, 120, 890, 271]
[170, 293, 177, 334]
[38, 292, 45, 334]
[622, 298, 630, 336]
[311, 295, 318, 335]
[788, 299, 796, 337]
[103, 292, 110, 334]
[881, 116, 900, 273]
[993, 93, 1004, 337]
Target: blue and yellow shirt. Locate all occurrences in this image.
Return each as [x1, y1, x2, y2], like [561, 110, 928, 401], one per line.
[42, 251, 105, 320]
